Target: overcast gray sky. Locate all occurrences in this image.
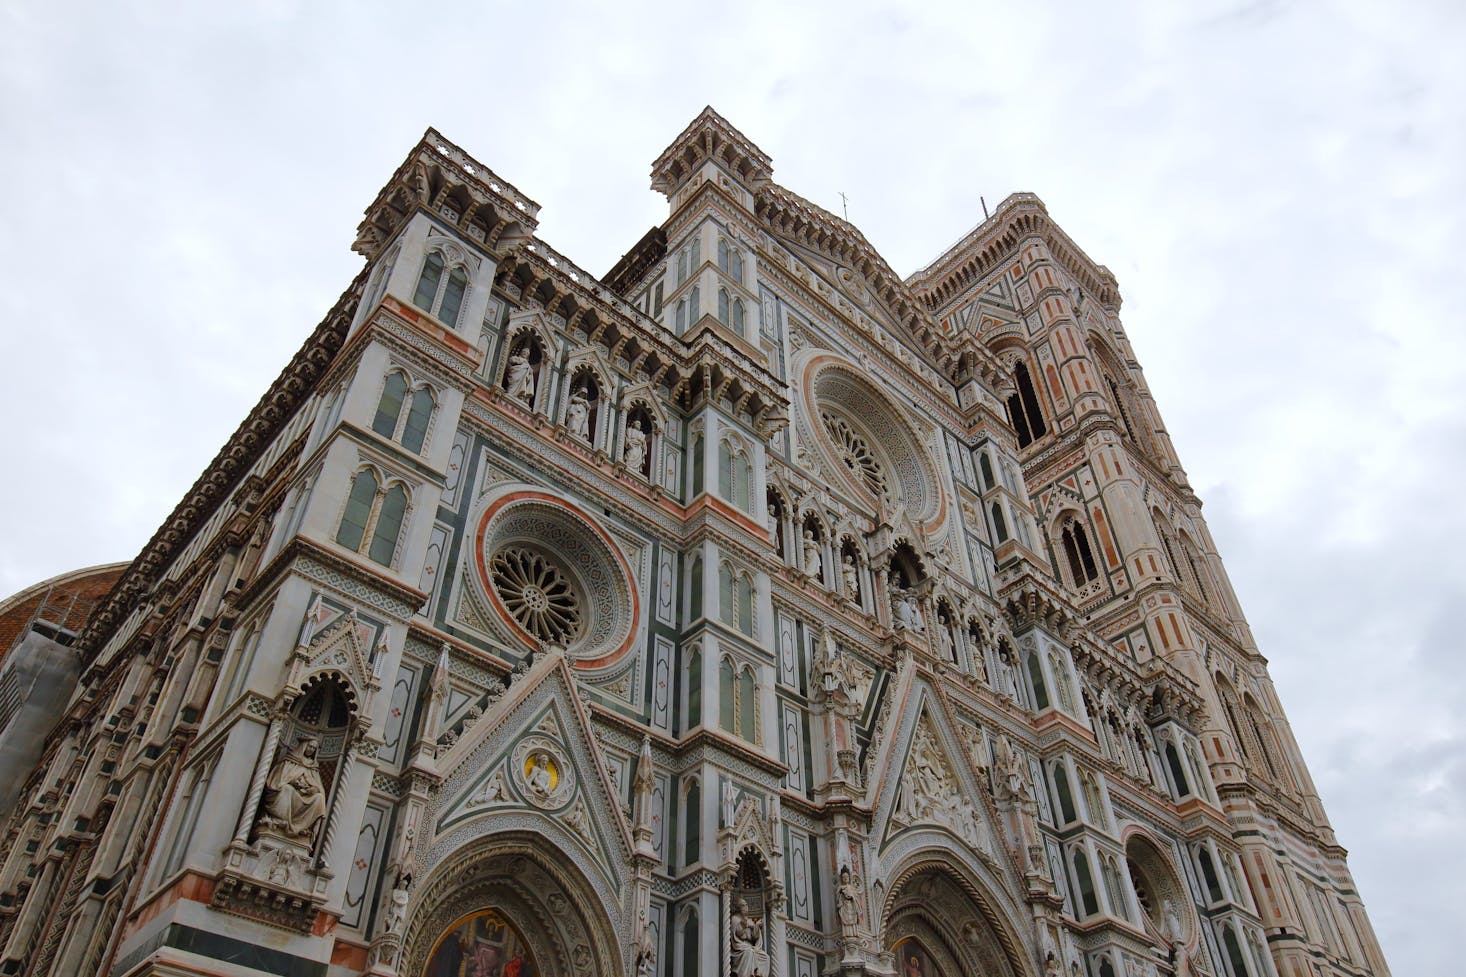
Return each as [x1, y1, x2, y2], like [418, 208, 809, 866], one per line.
[2, 1, 1460, 973]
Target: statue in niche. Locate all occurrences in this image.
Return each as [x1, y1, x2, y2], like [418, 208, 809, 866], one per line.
[730, 898, 767, 977]
[841, 554, 860, 601]
[259, 735, 328, 844]
[505, 346, 536, 404]
[892, 588, 923, 632]
[623, 420, 649, 472]
[384, 871, 411, 935]
[803, 529, 822, 579]
[836, 865, 861, 930]
[936, 621, 956, 662]
[635, 926, 657, 977]
[566, 387, 591, 441]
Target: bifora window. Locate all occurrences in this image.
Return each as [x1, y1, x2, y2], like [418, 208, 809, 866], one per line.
[821, 412, 887, 498]
[489, 546, 583, 644]
[412, 249, 468, 326]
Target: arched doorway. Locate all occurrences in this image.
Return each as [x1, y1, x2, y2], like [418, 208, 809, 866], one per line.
[881, 863, 1029, 977]
[401, 835, 623, 977]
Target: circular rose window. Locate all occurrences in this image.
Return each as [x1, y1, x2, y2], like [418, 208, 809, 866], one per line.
[796, 352, 944, 526]
[472, 491, 638, 668]
[489, 546, 583, 644]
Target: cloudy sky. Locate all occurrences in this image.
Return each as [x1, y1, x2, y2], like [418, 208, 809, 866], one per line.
[2, 1, 1460, 972]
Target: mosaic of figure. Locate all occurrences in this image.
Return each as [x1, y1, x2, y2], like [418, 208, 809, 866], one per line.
[426, 910, 534, 977]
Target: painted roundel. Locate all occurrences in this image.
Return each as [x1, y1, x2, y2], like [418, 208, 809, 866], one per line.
[472, 490, 639, 669]
[796, 352, 945, 526]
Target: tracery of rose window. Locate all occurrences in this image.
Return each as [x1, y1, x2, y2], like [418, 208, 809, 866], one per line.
[489, 546, 583, 643]
[821, 411, 887, 498]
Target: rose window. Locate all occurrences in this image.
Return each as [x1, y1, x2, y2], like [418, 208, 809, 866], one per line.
[489, 546, 583, 643]
[822, 412, 888, 498]
[796, 353, 944, 526]
[472, 492, 639, 668]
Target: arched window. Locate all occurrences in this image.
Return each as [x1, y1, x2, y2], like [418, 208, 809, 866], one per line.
[676, 298, 688, 332]
[372, 372, 435, 453]
[683, 780, 701, 867]
[718, 237, 744, 283]
[1101, 856, 1127, 918]
[690, 431, 705, 495]
[689, 556, 704, 621]
[990, 502, 1009, 543]
[1073, 848, 1100, 916]
[681, 910, 700, 977]
[979, 452, 996, 490]
[401, 387, 434, 452]
[732, 297, 745, 335]
[371, 373, 407, 439]
[336, 468, 410, 567]
[1006, 361, 1047, 448]
[1180, 532, 1211, 602]
[337, 469, 379, 552]
[738, 668, 756, 739]
[413, 251, 443, 309]
[676, 248, 688, 285]
[719, 657, 758, 742]
[1050, 651, 1077, 713]
[719, 658, 737, 733]
[1027, 652, 1050, 710]
[684, 644, 702, 728]
[1165, 741, 1191, 797]
[1052, 763, 1077, 823]
[1244, 695, 1283, 782]
[737, 574, 754, 635]
[1060, 516, 1100, 586]
[1221, 924, 1251, 977]
[690, 234, 701, 269]
[369, 483, 408, 565]
[718, 287, 730, 325]
[689, 285, 701, 322]
[718, 439, 753, 512]
[412, 250, 468, 326]
[1199, 846, 1225, 903]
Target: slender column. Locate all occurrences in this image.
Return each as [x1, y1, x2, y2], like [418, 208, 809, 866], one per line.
[316, 743, 357, 872]
[233, 714, 285, 845]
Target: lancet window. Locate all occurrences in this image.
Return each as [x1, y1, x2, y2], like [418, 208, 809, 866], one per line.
[411, 249, 468, 327]
[1006, 361, 1047, 448]
[336, 467, 410, 567]
[371, 370, 436, 454]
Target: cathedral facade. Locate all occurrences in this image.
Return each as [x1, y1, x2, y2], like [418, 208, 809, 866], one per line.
[0, 110, 1389, 977]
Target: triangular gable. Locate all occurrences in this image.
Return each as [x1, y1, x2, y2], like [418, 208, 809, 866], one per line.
[864, 665, 1007, 872]
[289, 600, 385, 720]
[423, 651, 633, 892]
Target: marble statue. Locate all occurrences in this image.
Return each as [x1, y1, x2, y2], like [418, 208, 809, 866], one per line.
[837, 865, 861, 929]
[803, 528, 822, 578]
[506, 347, 535, 404]
[623, 420, 648, 472]
[842, 553, 860, 601]
[260, 735, 328, 843]
[730, 898, 767, 977]
[566, 388, 591, 441]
